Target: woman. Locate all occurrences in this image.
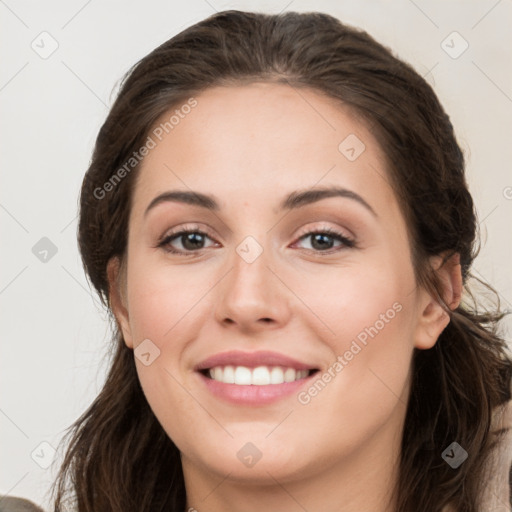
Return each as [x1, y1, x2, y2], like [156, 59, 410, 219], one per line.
[49, 9, 511, 512]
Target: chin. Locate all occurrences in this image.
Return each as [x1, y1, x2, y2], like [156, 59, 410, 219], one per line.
[182, 431, 318, 484]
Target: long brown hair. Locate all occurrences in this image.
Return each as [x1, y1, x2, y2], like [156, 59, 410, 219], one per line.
[51, 10, 512, 512]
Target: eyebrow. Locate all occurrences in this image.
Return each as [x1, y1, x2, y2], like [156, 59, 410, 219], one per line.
[144, 186, 378, 218]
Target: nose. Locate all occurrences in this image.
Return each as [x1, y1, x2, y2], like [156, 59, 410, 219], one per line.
[214, 243, 292, 333]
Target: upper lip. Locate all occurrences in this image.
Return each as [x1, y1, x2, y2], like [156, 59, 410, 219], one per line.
[194, 350, 318, 371]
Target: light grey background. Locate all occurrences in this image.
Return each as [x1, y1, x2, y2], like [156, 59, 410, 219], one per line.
[1, 0, 511, 508]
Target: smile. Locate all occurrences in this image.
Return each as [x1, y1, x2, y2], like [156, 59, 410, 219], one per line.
[204, 365, 313, 385]
[194, 350, 321, 405]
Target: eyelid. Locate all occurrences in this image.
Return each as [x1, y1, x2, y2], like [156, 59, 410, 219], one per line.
[156, 222, 217, 248]
[159, 222, 352, 241]
[158, 222, 211, 239]
[295, 222, 353, 240]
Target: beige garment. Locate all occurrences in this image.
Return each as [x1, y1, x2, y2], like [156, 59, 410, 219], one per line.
[0, 497, 43, 512]
[478, 399, 512, 511]
[441, 399, 512, 512]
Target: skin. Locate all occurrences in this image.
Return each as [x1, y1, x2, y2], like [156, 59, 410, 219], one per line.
[107, 82, 462, 512]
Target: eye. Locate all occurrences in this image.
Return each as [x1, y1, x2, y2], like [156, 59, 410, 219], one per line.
[156, 224, 356, 257]
[293, 227, 355, 254]
[157, 224, 217, 257]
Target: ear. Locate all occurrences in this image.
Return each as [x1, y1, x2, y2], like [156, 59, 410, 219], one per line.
[414, 252, 463, 350]
[106, 256, 134, 349]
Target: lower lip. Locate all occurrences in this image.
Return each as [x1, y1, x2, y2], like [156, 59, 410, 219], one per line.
[197, 371, 315, 405]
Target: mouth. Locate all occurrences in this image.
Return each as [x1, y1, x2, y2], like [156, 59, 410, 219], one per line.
[199, 365, 319, 385]
[194, 350, 321, 405]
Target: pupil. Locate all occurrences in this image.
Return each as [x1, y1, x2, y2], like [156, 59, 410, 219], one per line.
[312, 233, 333, 250]
[183, 233, 204, 250]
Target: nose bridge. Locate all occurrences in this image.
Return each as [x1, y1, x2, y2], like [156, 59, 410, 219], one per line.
[215, 230, 289, 327]
[229, 233, 273, 300]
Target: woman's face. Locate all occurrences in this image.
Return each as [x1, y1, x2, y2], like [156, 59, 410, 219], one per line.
[109, 83, 450, 487]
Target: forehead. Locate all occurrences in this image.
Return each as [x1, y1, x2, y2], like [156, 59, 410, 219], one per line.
[131, 82, 398, 218]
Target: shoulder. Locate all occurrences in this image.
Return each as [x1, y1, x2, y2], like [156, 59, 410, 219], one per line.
[480, 398, 512, 511]
[0, 497, 44, 512]
[442, 400, 512, 512]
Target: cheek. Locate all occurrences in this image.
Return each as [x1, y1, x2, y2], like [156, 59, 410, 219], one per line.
[123, 262, 204, 442]
[125, 255, 214, 342]
[134, 360, 202, 455]
[295, 255, 416, 415]
[294, 296, 414, 459]
[294, 255, 413, 352]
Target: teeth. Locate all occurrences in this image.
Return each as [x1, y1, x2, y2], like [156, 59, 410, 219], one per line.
[223, 365, 235, 384]
[270, 367, 284, 384]
[234, 366, 252, 385]
[252, 366, 270, 385]
[284, 368, 296, 382]
[207, 365, 310, 385]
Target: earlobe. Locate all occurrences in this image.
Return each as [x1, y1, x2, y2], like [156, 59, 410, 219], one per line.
[106, 257, 133, 349]
[414, 252, 463, 350]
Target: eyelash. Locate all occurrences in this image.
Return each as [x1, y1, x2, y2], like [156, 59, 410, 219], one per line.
[156, 224, 356, 257]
